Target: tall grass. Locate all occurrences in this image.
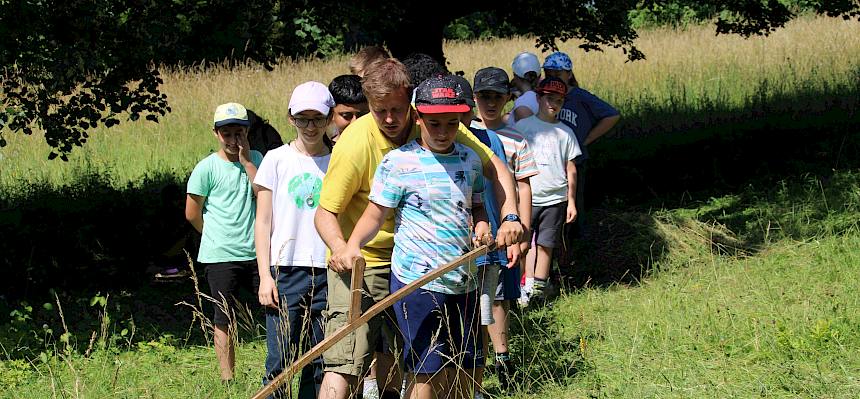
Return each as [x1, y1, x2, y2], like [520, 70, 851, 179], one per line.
[1, 16, 858, 194]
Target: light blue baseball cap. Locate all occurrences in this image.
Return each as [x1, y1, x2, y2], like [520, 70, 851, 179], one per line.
[543, 52, 573, 71]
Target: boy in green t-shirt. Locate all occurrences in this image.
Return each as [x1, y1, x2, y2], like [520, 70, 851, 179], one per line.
[186, 102, 263, 382]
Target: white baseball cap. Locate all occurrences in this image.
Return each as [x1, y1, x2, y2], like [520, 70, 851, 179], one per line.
[512, 52, 541, 78]
[289, 81, 336, 116]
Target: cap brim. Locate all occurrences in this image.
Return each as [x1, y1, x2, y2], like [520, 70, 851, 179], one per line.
[474, 85, 510, 94]
[214, 118, 251, 127]
[536, 88, 566, 96]
[416, 104, 471, 113]
[290, 101, 332, 116]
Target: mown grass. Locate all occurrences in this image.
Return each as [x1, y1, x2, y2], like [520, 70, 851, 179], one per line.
[0, 16, 858, 193]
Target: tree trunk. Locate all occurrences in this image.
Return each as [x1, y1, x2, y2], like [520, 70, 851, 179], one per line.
[382, 12, 449, 66]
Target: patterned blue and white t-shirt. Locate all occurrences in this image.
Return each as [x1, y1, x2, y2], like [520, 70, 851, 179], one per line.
[369, 140, 485, 294]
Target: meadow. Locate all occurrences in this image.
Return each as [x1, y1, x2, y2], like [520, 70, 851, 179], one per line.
[2, 15, 860, 399]
[0, 16, 858, 191]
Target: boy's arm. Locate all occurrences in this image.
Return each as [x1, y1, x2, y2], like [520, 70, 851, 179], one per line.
[485, 155, 523, 248]
[584, 114, 621, 146]
[329, 202, 390, 273]
[185, 194, 205, 233]
[456, 128, 523, 247]
[566, 160, 578, 223]
[254, 188, 278, 309]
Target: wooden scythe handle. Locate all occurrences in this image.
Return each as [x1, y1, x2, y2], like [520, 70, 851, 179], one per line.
[250, 244, 492, 399]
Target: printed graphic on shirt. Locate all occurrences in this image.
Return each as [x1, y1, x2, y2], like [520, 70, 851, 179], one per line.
[288, 172, 322, 209]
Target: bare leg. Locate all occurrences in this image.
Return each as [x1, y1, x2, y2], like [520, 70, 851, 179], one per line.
[534, 245, 552, 281]
[406, 371, 447, 399]
[213, 324, 234, 381]
[524, 244, 537, 280]
[318, 372, 356, 399]
[374, 351, 401, 396]
[488, 301, 510, 353]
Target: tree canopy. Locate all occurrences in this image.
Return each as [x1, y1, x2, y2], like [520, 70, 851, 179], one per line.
[1, 0, 857, 159]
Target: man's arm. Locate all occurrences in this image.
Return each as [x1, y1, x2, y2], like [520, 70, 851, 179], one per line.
[583, 115, 620, 146]
[255, 188, 278, 308]
[314, 206, 348, 267]
[185, 194, 205, 233]
[566, 160, 578, 223]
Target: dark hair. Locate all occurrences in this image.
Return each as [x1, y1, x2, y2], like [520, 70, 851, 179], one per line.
[246, 109, 284, 155]
[401, 52, 448, 87]
[328, 75, 366, 105]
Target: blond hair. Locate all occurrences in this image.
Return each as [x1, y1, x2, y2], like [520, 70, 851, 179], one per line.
[361, 58, 411, 105]
[349, 46, 390, 77]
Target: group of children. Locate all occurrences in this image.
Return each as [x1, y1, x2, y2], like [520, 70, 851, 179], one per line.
[185, 47, 618, 398]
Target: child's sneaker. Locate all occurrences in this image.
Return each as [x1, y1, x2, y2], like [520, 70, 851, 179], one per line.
[517, 285, 533, 308]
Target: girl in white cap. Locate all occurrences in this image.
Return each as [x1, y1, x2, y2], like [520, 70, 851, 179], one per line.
[254, 81, 335, 399]
[505, 52, 543, 126]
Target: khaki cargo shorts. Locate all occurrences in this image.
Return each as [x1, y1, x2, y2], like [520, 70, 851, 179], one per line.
[322, 265, 402, 377]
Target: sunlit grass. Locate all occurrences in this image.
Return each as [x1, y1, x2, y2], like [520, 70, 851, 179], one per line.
[1, 16, 858, 193]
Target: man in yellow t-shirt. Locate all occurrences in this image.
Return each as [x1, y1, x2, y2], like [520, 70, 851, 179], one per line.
[314, 58, 523, 399]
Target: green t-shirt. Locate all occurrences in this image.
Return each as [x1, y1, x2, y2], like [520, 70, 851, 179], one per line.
[187, 151, 263, 263]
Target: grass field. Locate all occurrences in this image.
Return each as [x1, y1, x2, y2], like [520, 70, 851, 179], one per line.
[2, 15, 860, 399]
[1, 16, 858, 193]
[3, 169, 859, 398]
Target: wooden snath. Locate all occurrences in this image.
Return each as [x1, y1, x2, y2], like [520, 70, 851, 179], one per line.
[250, 244, 492, 399]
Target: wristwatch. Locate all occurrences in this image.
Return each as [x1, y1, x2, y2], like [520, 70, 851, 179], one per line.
[502, 214, 522, 224]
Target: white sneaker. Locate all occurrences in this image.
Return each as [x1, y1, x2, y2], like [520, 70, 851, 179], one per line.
[517, 289, 531, 308]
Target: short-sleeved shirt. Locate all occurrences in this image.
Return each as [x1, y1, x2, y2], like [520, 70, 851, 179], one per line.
[187, 151, 264, 263]
[472, 122, 539, 182]
[254, 144, 329, 268]
[514, 116, 581, 206]
[506, 90, 539, 128]
[370, 140, 484, 294]
[318, 112, 495, 268]
[557, 87, 619, 163]
[469, 127, 507, 267]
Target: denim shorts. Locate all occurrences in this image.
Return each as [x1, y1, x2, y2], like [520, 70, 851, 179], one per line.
[390, 276, 483, 374]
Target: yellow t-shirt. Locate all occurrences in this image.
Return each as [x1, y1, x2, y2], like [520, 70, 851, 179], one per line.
[319, 112, 493, 268]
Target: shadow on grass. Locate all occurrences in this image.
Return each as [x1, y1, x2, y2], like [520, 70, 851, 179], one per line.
[0, 170, 265, 357]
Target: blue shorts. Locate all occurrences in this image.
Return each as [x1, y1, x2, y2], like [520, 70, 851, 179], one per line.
[390, 276, 484, 374]
[496, 264, 521, 301]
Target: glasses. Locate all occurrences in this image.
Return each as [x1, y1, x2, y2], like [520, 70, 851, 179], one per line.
[293, 117, 328, 128]
[338, 111, 367, 121]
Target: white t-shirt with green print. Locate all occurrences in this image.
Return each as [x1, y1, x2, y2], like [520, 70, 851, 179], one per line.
[254, 143, 330, 268]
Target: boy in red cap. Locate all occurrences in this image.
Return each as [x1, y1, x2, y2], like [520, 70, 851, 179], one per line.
[337, 74, 491, 399]
[514, 77, 582, 306]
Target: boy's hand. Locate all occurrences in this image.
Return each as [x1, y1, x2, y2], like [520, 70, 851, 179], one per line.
[473, 221, 493, 247]
[258, 275, 279, 309]
[329, 244, 363, 273]
[566, 202, 578, 224]
[506, 244, 521, 268]
[238, 129, 252, 165]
